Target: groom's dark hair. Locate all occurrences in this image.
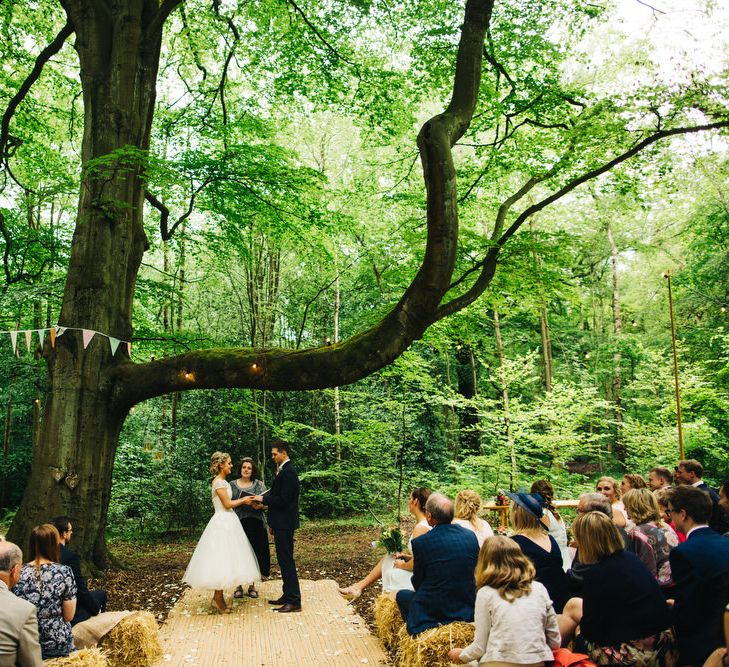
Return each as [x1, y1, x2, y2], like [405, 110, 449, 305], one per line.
[271, 439, 290, 455]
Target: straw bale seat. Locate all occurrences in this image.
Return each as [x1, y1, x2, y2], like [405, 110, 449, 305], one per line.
[44, 647, 109, 666]
[97, 610, 162, 667]
[373, 592, 405, 650]
[395, 621, 474, 666]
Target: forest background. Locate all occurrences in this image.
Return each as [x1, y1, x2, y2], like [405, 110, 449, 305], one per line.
[0, 0, 728, 540]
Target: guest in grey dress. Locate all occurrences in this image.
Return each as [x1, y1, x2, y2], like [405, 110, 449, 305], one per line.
[230, 457, 270, 598]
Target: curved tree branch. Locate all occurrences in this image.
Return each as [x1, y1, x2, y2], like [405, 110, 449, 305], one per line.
[0, 19, 75, 160]
[435, 118, 729, 321]
[113, 0, 495, 407]
[286, 0, 359, 69]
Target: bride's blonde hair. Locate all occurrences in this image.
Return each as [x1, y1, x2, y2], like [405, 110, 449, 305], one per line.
[475, 536, 535, 601]
[210, 451, 230, 476]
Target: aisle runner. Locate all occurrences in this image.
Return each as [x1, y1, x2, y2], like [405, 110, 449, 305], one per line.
[158, 579, 389, 666]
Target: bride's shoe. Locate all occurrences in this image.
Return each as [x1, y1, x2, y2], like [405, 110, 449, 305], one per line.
[212, 598, 231, 614]
[337, 585, 362, 601]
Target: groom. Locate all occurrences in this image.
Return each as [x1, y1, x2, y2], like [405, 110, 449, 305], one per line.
[254, 440, 301, 613]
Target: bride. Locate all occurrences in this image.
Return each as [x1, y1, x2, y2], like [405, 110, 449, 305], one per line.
[183, 451, 261, 613]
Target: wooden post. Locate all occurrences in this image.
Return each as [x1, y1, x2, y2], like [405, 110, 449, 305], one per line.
[663, 270, 684, 459]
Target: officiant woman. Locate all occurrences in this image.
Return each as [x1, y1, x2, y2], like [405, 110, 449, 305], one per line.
[231, 457, 270, 599]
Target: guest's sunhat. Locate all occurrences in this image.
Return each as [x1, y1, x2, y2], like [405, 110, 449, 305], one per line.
[506, 492, 545, 520]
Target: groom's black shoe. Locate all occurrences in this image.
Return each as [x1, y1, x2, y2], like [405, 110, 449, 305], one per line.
[268, 597, 286, 605]
[274, 603, 302, 613]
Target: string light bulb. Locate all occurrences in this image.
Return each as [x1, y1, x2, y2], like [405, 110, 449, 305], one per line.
[182, 370, 195, 382]
[722, 305, 727, 314]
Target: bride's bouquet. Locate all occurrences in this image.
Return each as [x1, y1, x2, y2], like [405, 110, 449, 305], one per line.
[376, 525, 404, 554]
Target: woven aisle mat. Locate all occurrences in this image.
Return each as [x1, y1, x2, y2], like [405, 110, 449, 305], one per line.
[158, 579, 390, 666]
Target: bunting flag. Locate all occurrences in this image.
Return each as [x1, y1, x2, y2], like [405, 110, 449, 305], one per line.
[108, 337, 121, 356]
[0, 326, 132, 357]
[82, 329, 95, 349]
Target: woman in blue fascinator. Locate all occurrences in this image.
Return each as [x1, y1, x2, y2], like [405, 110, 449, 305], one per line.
[508, 491, 570, 613]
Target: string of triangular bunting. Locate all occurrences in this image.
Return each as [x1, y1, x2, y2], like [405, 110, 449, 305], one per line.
[0, 326, 131, 357]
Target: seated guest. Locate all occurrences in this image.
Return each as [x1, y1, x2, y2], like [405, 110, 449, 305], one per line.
[338, 487, 431, 598]
[668, 485, 729, 666]
[596, 476, 628, 527]
[509, 492, 570, 613]
[623, 488, 678, 587]
[52, 516, 107, 625]
[701, 604, 729, 667]
[452, 489, 494, 547]
[566, 493, 655, 598]
[621, 473, 648, 494]
[396, 493, 479, 636]
[655, 488, 686, 543]
[448, 536, 561, 666]
[558, 512, 675, 666]
[0, 540, 43, 667]
[720, 482, 729, 537]
[12, 524, 76, 660]
[532, 479, 572, 570]
[649, 467, 673, 493]
[674, 459, 729, 534]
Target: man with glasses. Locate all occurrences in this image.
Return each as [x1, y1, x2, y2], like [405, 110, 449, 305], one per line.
[674, 459, 729, 534]
[51, 517, 107, 625]
[668, 486, 729, 666]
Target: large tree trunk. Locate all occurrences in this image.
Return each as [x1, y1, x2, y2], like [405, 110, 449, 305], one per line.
[8, 0, 169, 564]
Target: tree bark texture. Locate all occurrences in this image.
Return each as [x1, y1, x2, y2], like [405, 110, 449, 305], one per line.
[8, 0, 174, 562]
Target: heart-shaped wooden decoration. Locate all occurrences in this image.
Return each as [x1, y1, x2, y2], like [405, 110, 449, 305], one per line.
[65, 473, 79, 490]
[51, 467, 66, 482]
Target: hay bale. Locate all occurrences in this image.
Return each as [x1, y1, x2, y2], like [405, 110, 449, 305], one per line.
[374, 593, 404, 650]
[396, 621, 474, 667]
[97, 610, 162, 667]
[45, 647, 109, 666]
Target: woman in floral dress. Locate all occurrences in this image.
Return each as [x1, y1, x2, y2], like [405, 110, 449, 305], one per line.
[13, 524, 77, 659]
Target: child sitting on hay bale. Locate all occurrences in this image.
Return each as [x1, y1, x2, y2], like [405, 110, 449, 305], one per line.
[447, 536, 560, 666]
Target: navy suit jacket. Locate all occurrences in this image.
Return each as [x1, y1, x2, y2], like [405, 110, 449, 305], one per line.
[262, 460, 300, 531]
[59, 544, 100, 617]
[669, 527, 729, 666]
[406, 523, 479, 636]
[696, 482, 729, 534]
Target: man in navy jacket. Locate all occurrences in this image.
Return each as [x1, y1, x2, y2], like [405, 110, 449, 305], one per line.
[52, 517, 107, 625]
[396, 493, 479, 635]
[674, 459, 729, 534]
[668, 485, 729, 666]
[256, 440, 301, 613]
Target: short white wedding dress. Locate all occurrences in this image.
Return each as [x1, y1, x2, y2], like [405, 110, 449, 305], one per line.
[183, 479, 261, 589]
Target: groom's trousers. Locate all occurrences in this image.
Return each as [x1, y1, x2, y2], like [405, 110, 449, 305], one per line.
[273, 529, 301, 605]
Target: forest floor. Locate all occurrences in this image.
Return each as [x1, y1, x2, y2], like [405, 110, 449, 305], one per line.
[93, 519, 390, 632]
